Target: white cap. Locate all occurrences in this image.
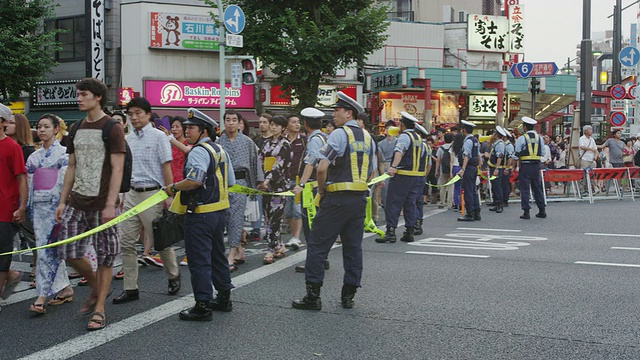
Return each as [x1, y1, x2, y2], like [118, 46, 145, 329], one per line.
[460, 120, 476, 128]
[495, 125, 507, 137]
[331, 91, 365, 114]
[300, 107, 325, 119]
[522, 116, 537, 125]
[185, 108, 218, 128]
[0, 103, 11, 121]
[414, 123, 429, 137]
[399, 111, 418, 123]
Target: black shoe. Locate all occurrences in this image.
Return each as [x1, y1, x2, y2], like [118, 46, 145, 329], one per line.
[414, 220, 423, 236]
[489, 205, 503, 213]
[324, 260, 330, 270]
[457, 214, 474, 222]
[520, 210, 530, 219]
[473, 210, 481, 221]
[376, 227, 396, 243]
[400, 227, 415, 243]
[168, 276, 181, 295]
[535, 209, 547, 218]
[486, 202, 497, 207]
[341, 284, 358, 309]
[112, 289, 139, 304]
[292, 282, 322, 310]
[208, 291, 232, 312]
[502, 201, 509, 207]
[295, 265, 305, 273]
[179, 301, 212, 321]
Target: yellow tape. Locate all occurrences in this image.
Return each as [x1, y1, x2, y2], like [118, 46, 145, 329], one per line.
[426, 175, 461, 187]
[229, 184, 294, 196]
[477, 170, 497, 181]
[368, 173, 390, 186]
[0, 190, 168, 256]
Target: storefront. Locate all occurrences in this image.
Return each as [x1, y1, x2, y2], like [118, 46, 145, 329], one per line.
[264, 84, 360, 119]
[26, 80, 86, 125]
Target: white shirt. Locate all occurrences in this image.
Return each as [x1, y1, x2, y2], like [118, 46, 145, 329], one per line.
[540, 144, 551, 163]
[578, 135, 597, 162]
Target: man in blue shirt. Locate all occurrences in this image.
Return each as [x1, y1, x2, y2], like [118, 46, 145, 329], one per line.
[514, 117, 547, 219]
[457, 120, 482, 222]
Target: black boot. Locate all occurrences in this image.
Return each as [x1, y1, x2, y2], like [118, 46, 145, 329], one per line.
[208, 290, 232, 312]
[341, 284, 358, 309]
[520, 209, 530, 219]
[473, 209, 481, 221]
[414, 219, 423, 236]
[179, 301, 212, 321]
[376, 227, 396, 243]
[400, 227, 415, 242]
[292, 282, 322, 310]
[535, 208, 547, 218]
[457, 213, 474, 222]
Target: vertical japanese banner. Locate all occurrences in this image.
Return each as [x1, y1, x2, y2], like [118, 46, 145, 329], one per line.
[87, 0, 105, 81]
[508, 5, 524, 53]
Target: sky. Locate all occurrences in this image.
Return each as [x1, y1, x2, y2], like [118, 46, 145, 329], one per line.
[524, 0, 639, 67]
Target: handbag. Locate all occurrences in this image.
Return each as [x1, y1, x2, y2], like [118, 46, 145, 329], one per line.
[244, 195, 260, 223]
[153, 209, 184, 251]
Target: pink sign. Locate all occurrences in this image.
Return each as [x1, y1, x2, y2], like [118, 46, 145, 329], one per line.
[144, 80, 254, 108]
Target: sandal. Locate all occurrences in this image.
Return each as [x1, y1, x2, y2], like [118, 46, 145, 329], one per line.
[28, 303, 46, 315]
[78, 277, 88, 286]
[113, 271, 124, 280]
[233, 258, 245, 265]
[87, 312, 106, 331]
[48, 294, 73, 306]
[263, 251, 275, 265]
[274, 246, 286, 259]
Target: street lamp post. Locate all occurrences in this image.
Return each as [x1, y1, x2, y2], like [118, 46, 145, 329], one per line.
[579, 0, 592, 129]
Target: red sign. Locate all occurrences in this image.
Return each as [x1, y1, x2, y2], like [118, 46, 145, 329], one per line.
[627, 84, 637, 100]
[609, 111, 626, 126]
[610, 84, 626, 100]
[268, 85, 357, 106]
[543, 169, 585, 182]
[118, 87, 134, 106]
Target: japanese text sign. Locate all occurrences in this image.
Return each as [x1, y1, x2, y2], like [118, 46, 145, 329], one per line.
[150, 12, 220, 52]
[468, 6, 525, 53]
[469, 94, 501, 118]
[143, 80, 254, 108]
[33, 81, 80, 106]
[89, 0, 105, 81]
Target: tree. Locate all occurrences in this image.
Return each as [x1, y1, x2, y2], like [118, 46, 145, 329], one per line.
[0, 0, 61, 102]
[207, 0, 389, 110]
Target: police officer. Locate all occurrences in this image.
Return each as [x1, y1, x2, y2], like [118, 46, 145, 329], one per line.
[164, 108, 235, 321]
[515, 117, 547, 219]
[291, 107, 329, 273]
[457, 120, 482, 222]
[376, 111, 427, 243]
[412, 123, 429, 236]
[488, 126, 508, 213]
[502, 131, 516, 208]
[292, 92, 376, 310]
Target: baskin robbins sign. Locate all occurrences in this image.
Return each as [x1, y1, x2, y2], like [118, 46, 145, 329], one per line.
[144, 80, 254, 108]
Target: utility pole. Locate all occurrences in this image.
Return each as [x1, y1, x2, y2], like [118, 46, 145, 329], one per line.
[217, 0, 226, 131]
[579, 0, 592, 129]
[530, 77, 540, 118]
[612, 0, 622, 85]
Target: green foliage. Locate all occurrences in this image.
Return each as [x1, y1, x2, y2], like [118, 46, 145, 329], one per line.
[204, 0, 389, 110]
[0, 0, 61, 101]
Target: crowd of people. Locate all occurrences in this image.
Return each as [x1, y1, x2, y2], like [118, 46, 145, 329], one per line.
[2, 77, 640, 328]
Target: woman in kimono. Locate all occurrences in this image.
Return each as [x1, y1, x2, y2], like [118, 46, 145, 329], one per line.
[257, 115, 292, 264]
[26, 115, 73, 314]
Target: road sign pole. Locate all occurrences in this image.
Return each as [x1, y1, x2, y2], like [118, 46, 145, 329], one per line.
[218, 0, 226, 131]
[530, 77, 538, 118]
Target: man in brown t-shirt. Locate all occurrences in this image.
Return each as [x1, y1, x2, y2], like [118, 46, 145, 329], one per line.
[54, 78, 126, 331]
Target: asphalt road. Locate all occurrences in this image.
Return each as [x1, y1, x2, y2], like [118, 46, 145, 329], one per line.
[2, 196, 640, 359]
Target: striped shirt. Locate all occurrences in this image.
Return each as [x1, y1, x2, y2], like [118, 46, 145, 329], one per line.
[126, 122, 172, 188]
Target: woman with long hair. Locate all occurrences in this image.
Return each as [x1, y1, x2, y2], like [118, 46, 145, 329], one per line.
[6, 113, 35, 161]
[25, 115, 73, 314]
[257, 115, 292, 264]
[450, 133, 466, 211]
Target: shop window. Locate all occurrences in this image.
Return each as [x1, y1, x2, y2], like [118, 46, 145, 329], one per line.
[45, 16, 86, 62]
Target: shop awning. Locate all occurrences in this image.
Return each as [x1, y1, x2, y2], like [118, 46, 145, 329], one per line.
[507, 93, 576, 128]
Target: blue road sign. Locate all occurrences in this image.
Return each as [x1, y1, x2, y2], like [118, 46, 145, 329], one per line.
[619, 46, 640, 67]
[609, 111, 626, 127]
[509, 62, 558, 78]
[224, 5, 245, 35]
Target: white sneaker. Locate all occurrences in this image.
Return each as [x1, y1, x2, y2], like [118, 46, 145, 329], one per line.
[285, 237, 303, 250]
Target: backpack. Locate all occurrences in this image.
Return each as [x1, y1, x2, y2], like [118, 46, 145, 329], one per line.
[69, 118, 133, 193]
[440, 145, 452, 173]
[635, 149, 640, 167]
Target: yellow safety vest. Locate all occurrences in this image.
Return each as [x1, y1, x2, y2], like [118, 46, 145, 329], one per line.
[520, 133, 542, 161]
[169, 142, 230, 214]
[326, 126, 371, 192]
[396, 131, 427, 176]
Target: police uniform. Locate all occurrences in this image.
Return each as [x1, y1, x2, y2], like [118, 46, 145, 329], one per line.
[292, 92, 375, 310]
[412, 123, 429, 236]
[515, 117, 547, 219]
[457, 120, 481, 222]
[377, 112, 427, 243]
[488, 126, 508, 213]
[168, 108, 235, 321]
[502, 133, 516, 207]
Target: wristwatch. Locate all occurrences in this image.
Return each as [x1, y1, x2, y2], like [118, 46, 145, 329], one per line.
[170, 184, 178, 193]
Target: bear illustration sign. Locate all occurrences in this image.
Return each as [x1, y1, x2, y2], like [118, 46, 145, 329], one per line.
[149, 12, 221, 52]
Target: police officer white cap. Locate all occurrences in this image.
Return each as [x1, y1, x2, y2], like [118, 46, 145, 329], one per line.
[414, 123, 429, 137]
[522, 116, 537, 125]
[636, 132, 640, 139]
[300, 107, 325, 119]
[495, 125, 508, 137]
[0, 103, 11, 120]
[331, 91, 364, 114]
[185, 107, 218, 128]
[399, 111, 418, 123]
[460, 120, 476, 128]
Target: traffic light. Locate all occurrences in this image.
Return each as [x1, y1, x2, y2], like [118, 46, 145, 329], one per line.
[241, 59, 256, 85]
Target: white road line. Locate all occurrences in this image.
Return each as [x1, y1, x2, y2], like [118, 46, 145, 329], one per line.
[19, 250, 309, 360]
[405, 251, 490, 258]
[611, 247, 640, 251]
[574, 261, 640, 268]
[585, 233, 640, 238]
[456, 228, 521, 232]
